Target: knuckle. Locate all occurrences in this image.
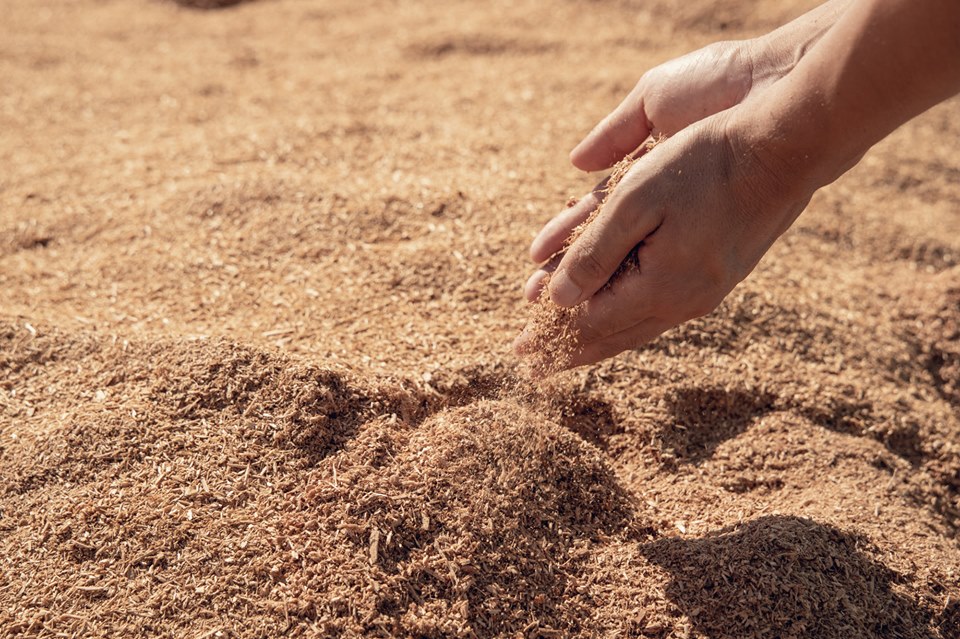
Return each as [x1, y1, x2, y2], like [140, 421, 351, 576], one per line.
[690, 274, 729, 318]
[646, 257, 726, 322]
[613, 330, 648, 357]
[634, 72, 650, 94]
[702, 254, 730, 289]
[576, 318, 604, 344]
[693, 259, 730, 314]
[570, 241, 612, 285]
[702, 40, 732, 59]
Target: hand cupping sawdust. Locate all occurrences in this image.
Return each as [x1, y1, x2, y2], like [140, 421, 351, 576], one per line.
[518, 140, 660, 375]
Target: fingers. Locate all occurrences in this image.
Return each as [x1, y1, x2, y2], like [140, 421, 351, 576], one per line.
[523, 253, 560, 301]
[570, 82, 653, 172]
[570, 264, 657, 343]
[547, 177, 661, 308]
[565, 317, 673, 369]
[529, 186, 605, 263]
[514, 272, 673, 372]
[515, 256, 671, 371]
[523, 269, 550, 302]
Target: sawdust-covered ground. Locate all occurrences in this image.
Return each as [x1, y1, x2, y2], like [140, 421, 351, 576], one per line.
[2, 0, 959, 637]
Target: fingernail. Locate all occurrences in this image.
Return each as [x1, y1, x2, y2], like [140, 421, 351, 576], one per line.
[549, 271, 581, 307]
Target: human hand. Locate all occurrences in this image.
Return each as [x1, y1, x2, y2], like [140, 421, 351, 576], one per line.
[515, 110, 815, 368]
[517, 0, 960, 370]
[526, 0, 849, 275]
[516, 2, 851, 369]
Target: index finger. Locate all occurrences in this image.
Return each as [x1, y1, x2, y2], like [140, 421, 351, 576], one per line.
[547, 170, 663, 308]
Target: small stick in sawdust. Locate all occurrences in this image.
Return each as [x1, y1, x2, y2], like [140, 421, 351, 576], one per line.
[368, 528, 380, 565]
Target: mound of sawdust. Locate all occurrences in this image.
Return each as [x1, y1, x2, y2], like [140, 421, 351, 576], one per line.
[297, 400, 655, 636]
[0, 324, 656, 636]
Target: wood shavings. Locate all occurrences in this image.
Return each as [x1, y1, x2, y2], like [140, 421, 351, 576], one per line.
[2, 1, 960, 637]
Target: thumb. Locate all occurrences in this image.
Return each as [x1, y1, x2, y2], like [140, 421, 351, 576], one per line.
[570, 82, 652, 172]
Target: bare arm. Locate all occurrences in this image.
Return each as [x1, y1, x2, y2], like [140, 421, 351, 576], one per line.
[747, 0, 960, 192]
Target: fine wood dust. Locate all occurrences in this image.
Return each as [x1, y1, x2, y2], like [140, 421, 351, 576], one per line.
[3, 319, 958, 638]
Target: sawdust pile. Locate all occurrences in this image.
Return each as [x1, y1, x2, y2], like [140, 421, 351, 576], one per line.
[3, 319, 959, 637]
[3, 0, 960, 637]
[0, 325, 651, 636]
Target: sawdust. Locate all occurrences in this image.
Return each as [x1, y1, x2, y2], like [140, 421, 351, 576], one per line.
[2, 0, 960, 637]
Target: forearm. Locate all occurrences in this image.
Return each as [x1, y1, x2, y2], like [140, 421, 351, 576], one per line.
[744, 0, 960, 191]
[750, 0, 853, 85]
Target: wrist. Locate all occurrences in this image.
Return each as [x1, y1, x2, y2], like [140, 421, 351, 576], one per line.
[749, 0, 850, 86]
[738, 0, 960, 200]
[724, 101, 836, 206]
[726, 73, 870, 201]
